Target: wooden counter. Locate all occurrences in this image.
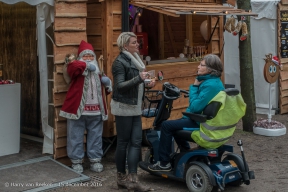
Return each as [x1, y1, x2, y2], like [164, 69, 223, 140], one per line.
[142, 61, 199, 129]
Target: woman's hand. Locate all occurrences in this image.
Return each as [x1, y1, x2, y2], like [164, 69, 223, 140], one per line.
[194, 79, 202, 86]
[146, 80, 156, 88]
[140, 72, 149, 80]
[145, 78, 156, 88]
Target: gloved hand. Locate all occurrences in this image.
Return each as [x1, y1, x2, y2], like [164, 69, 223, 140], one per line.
[87, 63, 96, 71]
[101, 76, 111, 87]
[106, 85, 112, 92]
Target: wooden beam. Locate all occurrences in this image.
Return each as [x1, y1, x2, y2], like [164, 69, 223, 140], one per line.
[218, 16, 224, 66]
[280, 79, 288, 90]
[186, 15, 193, 46]
[54, 32, 87, 46]
[280, 71, 288, 81]
[280, 58, 288, 64]
[130, 2, 179, 17]
[226, 0, 236, 7]
[54, 72, 68, 87]
[55, 2, 87, 17]
[54, 146, 67, 158]
[280, 104, 288, 114]
[159, 14, 165, 59]
[146, 61, 198, 79]
[280, 89, 288, 97]
[55, 107, 67, 122]
[54, 18, 86, 31]
[54, 121, 67, 138]
[279, 3, 288, 11]
[280, 95, 288, 105]
[164, 15, 178, 57]
[53, 91, 66, 107]
[55, 137, 67, 148]
[101, 0, 116, 137]
[53, 45, 79, 64]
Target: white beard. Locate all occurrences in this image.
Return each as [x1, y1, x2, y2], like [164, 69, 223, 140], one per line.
[79, 58, 100, 74]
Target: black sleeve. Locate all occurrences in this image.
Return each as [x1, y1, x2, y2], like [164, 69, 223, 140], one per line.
[112, 60, 143, 93]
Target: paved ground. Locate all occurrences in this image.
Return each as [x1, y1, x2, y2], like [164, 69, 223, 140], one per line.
[0, 114, 287, 192]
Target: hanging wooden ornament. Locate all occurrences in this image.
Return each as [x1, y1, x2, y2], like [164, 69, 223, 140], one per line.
[240, 21, 248, 41]
[224, 17, 232, 33]
[230, 16, 236, 32]
[263, 53, 280, 84]
[232, 21, 242, 36]
[224, 16, 236, 33]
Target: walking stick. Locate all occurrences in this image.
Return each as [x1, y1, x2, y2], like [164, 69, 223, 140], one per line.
[98, 55, 104, 76]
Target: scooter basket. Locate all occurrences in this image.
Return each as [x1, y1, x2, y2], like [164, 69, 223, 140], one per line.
[142, 90, 162, 117]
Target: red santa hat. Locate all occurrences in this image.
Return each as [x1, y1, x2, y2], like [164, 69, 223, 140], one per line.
[78, 40, 96, 58]
[272, 56, 281, 67]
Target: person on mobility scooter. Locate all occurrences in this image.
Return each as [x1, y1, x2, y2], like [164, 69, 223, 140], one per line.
[139, 54, 255, 192]
[149, 54, 225, 171]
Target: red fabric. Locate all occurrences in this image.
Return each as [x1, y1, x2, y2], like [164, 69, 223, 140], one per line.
[61, 60, 109, 118]
[61, 60, 86, 115]
[78, 40, 94, 55]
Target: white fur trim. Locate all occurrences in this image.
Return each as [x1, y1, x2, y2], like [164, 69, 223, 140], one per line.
[122, 50, 145, 71]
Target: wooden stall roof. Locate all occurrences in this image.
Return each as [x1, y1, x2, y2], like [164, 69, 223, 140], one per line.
[129, 0, 258, 17]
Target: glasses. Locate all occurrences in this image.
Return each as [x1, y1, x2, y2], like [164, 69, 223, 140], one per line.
[199, 62, 206, 67]
[82, 55, 95, 59]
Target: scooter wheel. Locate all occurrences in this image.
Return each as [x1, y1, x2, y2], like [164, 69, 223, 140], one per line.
[186, 165, 213, 192]
[144, 149, 153, 164]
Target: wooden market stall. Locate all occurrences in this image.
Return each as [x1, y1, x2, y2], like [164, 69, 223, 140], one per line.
[278, 1, 288, 114]
[0, 2, 41, 137]
[52, 0, 257, 164]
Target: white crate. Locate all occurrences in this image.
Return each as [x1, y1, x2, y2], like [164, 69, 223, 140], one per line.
[0, 83, 21, 156]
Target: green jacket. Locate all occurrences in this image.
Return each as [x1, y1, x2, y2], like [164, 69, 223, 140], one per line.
[191, 91, 246, 149]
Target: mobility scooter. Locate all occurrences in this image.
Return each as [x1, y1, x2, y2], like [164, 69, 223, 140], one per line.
[140, 82, 255, 192]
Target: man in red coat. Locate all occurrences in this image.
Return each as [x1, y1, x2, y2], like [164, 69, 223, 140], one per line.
[60, 40, 112, 173]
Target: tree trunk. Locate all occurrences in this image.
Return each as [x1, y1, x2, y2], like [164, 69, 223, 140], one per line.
[237, 0, 257, 132]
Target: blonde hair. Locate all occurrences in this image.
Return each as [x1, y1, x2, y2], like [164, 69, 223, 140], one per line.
[116, 32, 137, 51]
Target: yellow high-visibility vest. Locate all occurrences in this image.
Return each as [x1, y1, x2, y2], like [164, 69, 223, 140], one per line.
[191, 91, 246, 149]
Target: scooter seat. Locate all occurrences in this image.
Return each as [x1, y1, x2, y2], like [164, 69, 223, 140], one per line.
[174, 130, 195, 142]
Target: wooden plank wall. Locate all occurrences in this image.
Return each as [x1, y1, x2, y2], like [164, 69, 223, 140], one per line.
[144, 62, 199, 129]
[53, 0, 88, 165]
[278, 2, 288, 114]
[162, 15, 187, 58]
[87, 0, 121, 137]
[210, 16, 223, 58]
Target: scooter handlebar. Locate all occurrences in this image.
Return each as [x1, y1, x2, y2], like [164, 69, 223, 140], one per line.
[180, 89, 189, 98]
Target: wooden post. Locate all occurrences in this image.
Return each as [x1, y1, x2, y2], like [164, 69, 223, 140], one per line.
[159, 14, 164, 59]
[164, 15, 178, 57]
[186, 15, 193, 47]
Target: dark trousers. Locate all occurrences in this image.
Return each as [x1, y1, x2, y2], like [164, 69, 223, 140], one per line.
[158, 118, 199, 164]
[115, 115, 142, 174]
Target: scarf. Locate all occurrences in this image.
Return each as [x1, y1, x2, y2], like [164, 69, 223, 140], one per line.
[122, 50, 145, 72]
[196, 74, 219, 81]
